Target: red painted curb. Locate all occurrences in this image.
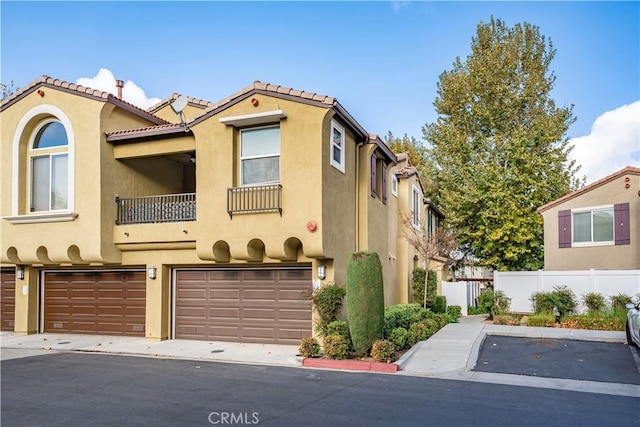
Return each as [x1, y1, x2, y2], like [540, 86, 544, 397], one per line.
[303, 357, 399, 373]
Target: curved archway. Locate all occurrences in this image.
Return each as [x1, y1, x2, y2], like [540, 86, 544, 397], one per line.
[6, 247, 21, 264]
[36, 246, 53, 264]
[66, 245, 85, 264]
[283, 237, 303, 261]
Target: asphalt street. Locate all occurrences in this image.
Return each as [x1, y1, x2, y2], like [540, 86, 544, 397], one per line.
[1, 350, 637, 427]
[474, 335, 640, 384]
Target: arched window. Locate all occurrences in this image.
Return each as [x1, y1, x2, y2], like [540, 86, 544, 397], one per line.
[29, 120, 69, 212]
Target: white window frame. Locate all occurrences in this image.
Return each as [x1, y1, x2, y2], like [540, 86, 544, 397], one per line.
[4, 105, 76, 223]
[239, 125, 280, 186]
[411, 184, 421, 228]
[571, 204, 615, 247]
[330, 119, 345, 173]
[391, 174, 398, 197]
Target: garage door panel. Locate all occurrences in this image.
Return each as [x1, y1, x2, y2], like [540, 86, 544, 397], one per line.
[44, 271, 145, 337]
[175, 268, 312, 344]
[1, 271, 15, 331]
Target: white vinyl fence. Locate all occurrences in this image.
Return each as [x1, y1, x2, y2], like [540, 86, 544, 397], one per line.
[442, 280, 491, 316]
[494, 269, 640, 314]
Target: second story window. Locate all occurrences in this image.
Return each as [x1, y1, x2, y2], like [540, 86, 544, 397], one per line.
[330, 119, 345, 173]
[29, 120, 69, 212]
[240, 125, 280, 186]
[411, 185, 420, 228]
[573, 206, 614, 244]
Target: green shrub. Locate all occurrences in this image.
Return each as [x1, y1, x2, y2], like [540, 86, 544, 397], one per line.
[478, 290, 511, 319]
[299, 337, 320, 357]
[303, 282, 346, 336]
[323, 334, 350, 360]
[530, 291, 556, 314]
[525, 313, 556, 327]
[433, 295, 447, 314]
[346, 251, 385, 357]
[371, 339, 397, 363]
[408, 319, 438, 346]
[325, 320, 352, 350]
[493, 315, 519, 326]
[410, 267, 426, 305]
[530, 286, 577, 317]
[447, 305, 462, 319]
[432, 313, 451, 330]
[551, 286, 577, 318]
[582, 292, 606, 312]
[383, 304, 425, 337]
[467, 305, 486, 315]
[610, 293, 633, 311]
[388, 327, 409, 350]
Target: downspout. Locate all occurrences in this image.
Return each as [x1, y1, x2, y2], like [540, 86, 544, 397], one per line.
[355, 140, 365, 252]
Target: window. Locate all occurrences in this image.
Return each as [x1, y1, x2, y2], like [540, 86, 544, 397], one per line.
[428, 210, 433, 238]
[411, 185, 421, 227]
[240, 125, 280, 186]
[29, 121, 69, 212]
[559, 203, 630, 248]
[330, 119, 345, 173]
[391, 175, 398, 197]
[382, 163, 387, 205]
[370, 153, 377, 197]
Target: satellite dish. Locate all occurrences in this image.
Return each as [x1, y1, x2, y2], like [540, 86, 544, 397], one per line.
[170, 95, 188, 114]
[170, 95, 190, 132]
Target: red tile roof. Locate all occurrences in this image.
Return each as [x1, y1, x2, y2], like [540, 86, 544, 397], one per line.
[0, 75, 169, 125]
[147, 93, 214, 114]
[537, 166, 640, 213]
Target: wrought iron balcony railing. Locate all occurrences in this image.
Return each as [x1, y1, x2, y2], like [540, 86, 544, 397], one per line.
[116, 193, 196, 224]
[227, 184, 282, 218]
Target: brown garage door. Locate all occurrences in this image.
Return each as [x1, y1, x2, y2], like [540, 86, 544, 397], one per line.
[43, 271, 146, 336]
[1, 270, 16, 331]
[175, 268, 312, 344]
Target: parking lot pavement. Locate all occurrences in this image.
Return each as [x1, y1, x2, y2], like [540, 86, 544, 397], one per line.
[473, 335, 640, 385]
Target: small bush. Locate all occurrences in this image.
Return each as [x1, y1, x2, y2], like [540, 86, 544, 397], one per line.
[493, 315, 519, 326]
[432, 313, 451, 330]
[370, 339, 397, 363]
[299, 337, 320, 357]
[530, 291, 556, 314]
[525, 313, 556, 327]
[467, 305, 486, 315]
[383, 304, 425, 337]
[582, 292, 606, 312]
[434, 295, 447, 314]
[303, 282, 346, 336]
[323, 334, 350, 360]
[552, 286, 577, 318]
[610, 293, 633, 311]
[478, 290, 511, 319]
[410, 267, 427, 306]
[325, 320, 352, 350]
[447, 305, 462, 319]
[388, 327, 409, 350]
[408, 319, 438, 346]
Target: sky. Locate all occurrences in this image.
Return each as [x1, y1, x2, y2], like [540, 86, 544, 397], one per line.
[1, 1, 638, 184]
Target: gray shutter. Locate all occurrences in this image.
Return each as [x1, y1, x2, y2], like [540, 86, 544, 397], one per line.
[558, 209, 572, 248]
[614, 202, 630, 245]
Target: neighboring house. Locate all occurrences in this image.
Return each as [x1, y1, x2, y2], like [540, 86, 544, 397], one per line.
[0, 75, 441, 343]
[392, 153, 447, 296]
[537, 166, 640, 271]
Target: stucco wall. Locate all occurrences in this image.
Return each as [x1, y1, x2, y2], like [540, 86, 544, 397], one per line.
[541, 171, 640, 270]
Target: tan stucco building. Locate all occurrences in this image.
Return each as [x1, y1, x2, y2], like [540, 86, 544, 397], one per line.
[1, 75, 444, 343]
[538, 166, 640, 271]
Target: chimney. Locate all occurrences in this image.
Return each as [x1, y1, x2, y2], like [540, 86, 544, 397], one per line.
[115, 80, 124, 98]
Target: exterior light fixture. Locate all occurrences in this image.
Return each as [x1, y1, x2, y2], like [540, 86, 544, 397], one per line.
[148, 266, 157, 280]
[16, 266, 25, 280]
[317, 265, 326, 280]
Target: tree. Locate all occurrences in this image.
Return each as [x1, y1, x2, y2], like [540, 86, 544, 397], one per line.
[401, 214, 458, 307]
[1, 81, 16, 100]
[422, 17, 582, 271]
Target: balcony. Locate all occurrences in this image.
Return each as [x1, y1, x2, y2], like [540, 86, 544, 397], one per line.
[116, 193, 196, 225]
[227, 184, 282, 218]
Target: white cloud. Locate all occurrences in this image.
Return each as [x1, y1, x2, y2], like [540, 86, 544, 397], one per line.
[76, 68, 161, 110]
[392, 1, 410, 14]
[569, 100, 640, 184]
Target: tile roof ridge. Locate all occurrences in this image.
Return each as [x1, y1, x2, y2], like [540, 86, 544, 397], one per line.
[537, 165, 640, 212]
[105, 122, 183, 137]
